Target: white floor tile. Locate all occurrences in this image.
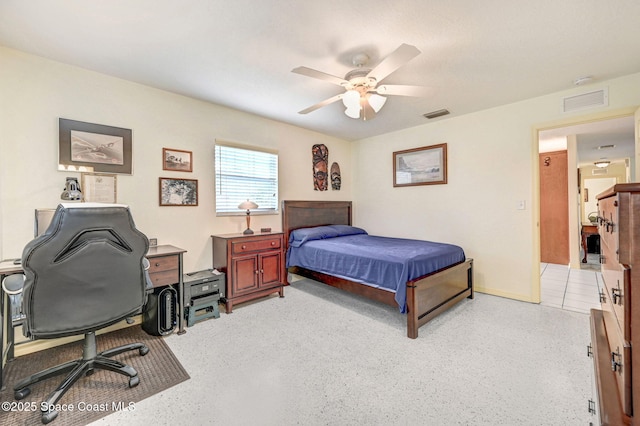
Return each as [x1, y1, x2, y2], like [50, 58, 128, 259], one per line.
[540, 263, 600, 315]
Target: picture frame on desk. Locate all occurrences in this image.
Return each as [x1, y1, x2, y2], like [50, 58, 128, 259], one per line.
[81, 173, 117, 203]
[58, 118, 133, 175]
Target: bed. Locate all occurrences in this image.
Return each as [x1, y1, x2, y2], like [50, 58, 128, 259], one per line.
[282, 200, 473, 339]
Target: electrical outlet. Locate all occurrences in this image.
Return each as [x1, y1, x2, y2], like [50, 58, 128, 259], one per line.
[149, 238, 158, 246]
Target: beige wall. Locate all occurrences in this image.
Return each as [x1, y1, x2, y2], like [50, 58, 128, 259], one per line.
[0, 47, 351, 272]
[3, 45, 640, 303]
[352, 73, 640, 302]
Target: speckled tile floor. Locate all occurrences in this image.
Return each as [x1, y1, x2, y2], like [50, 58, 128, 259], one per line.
[90, 278, 594, 426]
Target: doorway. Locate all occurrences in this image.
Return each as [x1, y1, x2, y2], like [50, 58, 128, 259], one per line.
[536, 111, 637, 309]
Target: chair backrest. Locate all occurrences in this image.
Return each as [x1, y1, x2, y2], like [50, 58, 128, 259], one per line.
[21, 203, 149, 339]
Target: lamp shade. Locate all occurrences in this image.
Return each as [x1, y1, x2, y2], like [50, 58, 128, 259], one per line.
[367, 93, 387, 112]
[238, 200, 258, 210]
[341, 90, 360, 109]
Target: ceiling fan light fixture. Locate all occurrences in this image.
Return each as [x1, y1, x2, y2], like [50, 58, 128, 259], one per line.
[344, 105, 360, 119]
[367, 93, 387, 113]
[341, 90, 360, 109]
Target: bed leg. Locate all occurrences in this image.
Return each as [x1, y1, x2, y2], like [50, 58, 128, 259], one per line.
[406, 285, 418, 339]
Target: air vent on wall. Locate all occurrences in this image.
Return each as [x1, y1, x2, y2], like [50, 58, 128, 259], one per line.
[562, 88, 608, 113]
[592, 168, 609, 175]
[423, 109, 450, 119]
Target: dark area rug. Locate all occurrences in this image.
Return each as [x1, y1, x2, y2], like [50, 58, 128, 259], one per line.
[0, 325, 189, 425]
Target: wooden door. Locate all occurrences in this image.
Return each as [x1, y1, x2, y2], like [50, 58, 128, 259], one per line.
[540, 150, 569, 264]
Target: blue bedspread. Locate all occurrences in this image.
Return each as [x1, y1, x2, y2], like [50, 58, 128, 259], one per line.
[286, 227, 465, 313]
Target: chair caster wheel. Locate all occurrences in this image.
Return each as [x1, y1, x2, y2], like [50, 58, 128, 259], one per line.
[129, 375, 140, 388]
[41, 410, 58, 424]
[85, 368, 95, 376]
[139, 346, 149, 356]
[14, 387, 30, 400]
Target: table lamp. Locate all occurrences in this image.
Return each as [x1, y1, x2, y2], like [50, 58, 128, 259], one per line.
[238, 199, 258, 234]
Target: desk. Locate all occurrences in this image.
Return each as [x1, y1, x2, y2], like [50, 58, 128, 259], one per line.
[581, 222, 599, 263]
[0, 260, 24, 390]
[0, 244, 186, 390]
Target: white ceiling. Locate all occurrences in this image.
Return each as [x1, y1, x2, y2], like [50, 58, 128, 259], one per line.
[1, 1, 640, 141]
[539, 115, 635, 167]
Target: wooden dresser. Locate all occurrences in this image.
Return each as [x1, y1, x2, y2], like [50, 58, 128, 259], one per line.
[211, 233, 285, 313]
[590, 183, 640, 425]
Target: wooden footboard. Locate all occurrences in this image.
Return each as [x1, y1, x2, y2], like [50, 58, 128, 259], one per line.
[288, 258, 473, 339]
[406, 258, 473, 339]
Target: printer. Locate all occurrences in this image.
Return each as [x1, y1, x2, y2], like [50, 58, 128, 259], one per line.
[182, 269, 225, 326]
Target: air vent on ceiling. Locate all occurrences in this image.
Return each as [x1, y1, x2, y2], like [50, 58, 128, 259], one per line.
[423, 109, 450, 119]
[592, 168, 609, 175]
[562, 88, 608, 113]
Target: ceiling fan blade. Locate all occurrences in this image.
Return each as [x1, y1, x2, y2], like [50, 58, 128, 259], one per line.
[292, 66, 349, 86]
[298, 93, 344, 114]
[367, 44, 421, 83]
[375, 84, 430, 97]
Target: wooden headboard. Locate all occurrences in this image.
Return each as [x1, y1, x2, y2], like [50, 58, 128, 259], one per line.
[281, 200, 352, 248]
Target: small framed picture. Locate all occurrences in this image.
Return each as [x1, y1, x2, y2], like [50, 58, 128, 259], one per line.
[159, 177, 198, 206]
[163, 148, 193, 172]
[393, 143, 448, 187]
[81, 173, 117, 203]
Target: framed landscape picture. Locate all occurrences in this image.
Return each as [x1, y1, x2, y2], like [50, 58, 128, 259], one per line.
[59, 118, 132, 174]
[162, 148, 193, 172]
[393, 143, 447, 187]
[159, 177, 198, 206]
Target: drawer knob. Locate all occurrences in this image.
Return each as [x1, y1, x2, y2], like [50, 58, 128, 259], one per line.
[271, 241, 275, 246]
[242, 245, 247, 249]
[155, 263, 160, 267]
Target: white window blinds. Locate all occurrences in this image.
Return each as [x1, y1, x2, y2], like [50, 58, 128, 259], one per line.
[215, 144, 278, 214]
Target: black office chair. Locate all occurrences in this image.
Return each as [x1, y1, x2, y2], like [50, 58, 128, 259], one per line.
[11, 203, 151, 424]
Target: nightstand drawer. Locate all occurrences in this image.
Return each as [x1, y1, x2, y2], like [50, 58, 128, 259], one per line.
[231, 237, 281, 254]
[149, 255, 179, 273]
[149, 269, 179, 287]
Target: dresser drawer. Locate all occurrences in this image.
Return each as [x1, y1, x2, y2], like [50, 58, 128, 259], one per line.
[149, 255, 179, 273]
[600, 308, 633, 416]
[231, 237, 281, 254]
[600, 261, 631, 341]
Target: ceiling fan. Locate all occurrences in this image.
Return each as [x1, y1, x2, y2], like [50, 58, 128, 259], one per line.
[292, 43, 429, 120]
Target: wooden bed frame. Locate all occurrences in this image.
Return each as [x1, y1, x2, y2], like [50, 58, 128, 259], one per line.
[282, 200, 474, 339]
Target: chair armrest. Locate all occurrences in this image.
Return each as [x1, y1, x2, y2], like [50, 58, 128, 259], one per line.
[142, 258, 153, 292]
[2, 274, 25, 295]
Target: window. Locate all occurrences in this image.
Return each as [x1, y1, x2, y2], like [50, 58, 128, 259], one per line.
[215, 143, 278, 214]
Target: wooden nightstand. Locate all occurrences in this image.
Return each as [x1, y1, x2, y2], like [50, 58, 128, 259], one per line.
[146, 245, 187, 334]
[212, 233, 285, 313]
